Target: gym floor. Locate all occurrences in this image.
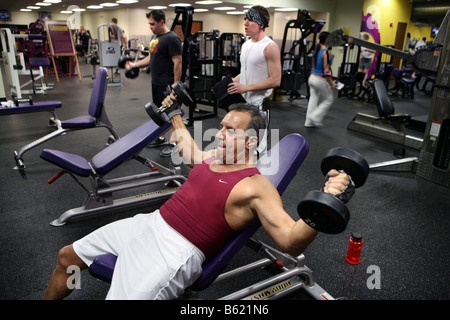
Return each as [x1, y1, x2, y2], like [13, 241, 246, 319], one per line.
[0, 62, 449, 301]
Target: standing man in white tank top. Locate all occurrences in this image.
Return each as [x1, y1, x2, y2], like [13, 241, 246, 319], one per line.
[227, 5, 281, 157]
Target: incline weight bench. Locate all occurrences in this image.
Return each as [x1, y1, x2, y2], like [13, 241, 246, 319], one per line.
[13, 67, 118, 170]
[89, 134, 336, 300]
[40, 110, 185, 227]
[347, 78, 424, 150]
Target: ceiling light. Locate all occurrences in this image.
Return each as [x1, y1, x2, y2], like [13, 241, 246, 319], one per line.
[60, 11, 72, 14]
[227, 11, 245, 15]
[194, 8, 209, 12]
[116, 0, 139, 3]
[36, 2, 52, 6]
[214, 7, 235, 10]
[148, 6, 168, 10]
[101, 2, 119, 7]
[168, 3, 191, 7]
[87, 5, 103, 9]
[244, 5, 270, 8]
[195, 1, 222, 4]
[27, 6, 41, 9]
[44, 0, 61, 3]
[72, 8, 86, 12]
[20, 9, 32, 12]
[275, 8, 299, 12]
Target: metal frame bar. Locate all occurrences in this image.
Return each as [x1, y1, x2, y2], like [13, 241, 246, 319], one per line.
[186, 240, 335, 301]
[50, 159, 186, 226]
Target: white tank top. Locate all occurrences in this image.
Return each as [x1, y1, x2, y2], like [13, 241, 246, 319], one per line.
[239, 36, 274, 107]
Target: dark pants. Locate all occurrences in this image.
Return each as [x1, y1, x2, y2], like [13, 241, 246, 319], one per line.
[152, 84, 169, 107]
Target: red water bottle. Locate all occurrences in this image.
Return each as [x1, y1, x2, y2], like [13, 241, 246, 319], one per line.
[346, 232, 363, 264]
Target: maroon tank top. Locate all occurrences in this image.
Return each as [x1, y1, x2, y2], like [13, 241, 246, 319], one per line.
[160, 157, 261, 259]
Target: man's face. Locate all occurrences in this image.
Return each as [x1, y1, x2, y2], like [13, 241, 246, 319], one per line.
[243, 18, 261, 37]
[148, 17, 164, 35]
[215, 111, 252, 165]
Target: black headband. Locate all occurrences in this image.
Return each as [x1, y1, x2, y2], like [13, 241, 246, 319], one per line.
[245, 8, 268, 28]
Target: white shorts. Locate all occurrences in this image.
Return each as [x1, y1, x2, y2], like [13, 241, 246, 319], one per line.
[73, 210, 205, 300]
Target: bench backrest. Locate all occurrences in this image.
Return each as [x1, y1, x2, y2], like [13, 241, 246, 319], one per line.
[373, 78, 395, 118]
[88, 67, 108, 118]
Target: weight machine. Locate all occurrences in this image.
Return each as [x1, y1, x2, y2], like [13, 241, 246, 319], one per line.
[337, 42, 361, 98]
[97, 24, 122, 87]
[218, 32, 246, 78]
[327, 10, 450, 187]
[337, 42, 394, 100]
[171, 5, 194, 84]
[83, 38, 100, 80]
[188, 30, 220, 125]
[275, 9, 325, 101]
[169, 5, 219, 127]
[0, 28, 53, 99]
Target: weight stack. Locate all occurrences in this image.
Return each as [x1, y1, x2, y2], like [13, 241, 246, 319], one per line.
[416, 12, 450, 188]
[281, 71, 302, 91]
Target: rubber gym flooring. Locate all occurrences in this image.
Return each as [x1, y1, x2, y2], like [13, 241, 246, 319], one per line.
[0, 62, 449, 301]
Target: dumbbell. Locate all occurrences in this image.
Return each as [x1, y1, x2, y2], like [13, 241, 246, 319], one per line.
[297, 147, 369, 234]
[13, 96, 33, 106]
[144, 81, 194, 126]
[117, 55, 139, 79]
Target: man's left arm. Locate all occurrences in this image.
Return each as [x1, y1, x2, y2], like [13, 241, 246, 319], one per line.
[252, 171, 350, 257]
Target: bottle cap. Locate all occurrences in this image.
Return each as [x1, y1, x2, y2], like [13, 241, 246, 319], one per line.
[350, 232, 363, 241]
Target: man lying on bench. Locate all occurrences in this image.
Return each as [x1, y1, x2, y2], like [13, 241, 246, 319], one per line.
[43, 100, 351, 300]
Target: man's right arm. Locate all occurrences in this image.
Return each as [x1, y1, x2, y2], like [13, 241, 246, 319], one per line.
[126, 55, 150, 69]
[163, 95, 215, 167]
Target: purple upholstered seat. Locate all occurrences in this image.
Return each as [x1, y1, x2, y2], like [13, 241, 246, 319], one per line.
[91, 120, 171, 176]
[41, 149, 91, 177]
[88, 133, 310, 290]
[40, 118, 172, 177]
[29, 57, 51, 67]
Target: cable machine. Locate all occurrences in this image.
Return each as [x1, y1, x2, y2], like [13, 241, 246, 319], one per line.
[170, 6, 194, 83]
[275, 9, 325, 101]
[218, 32, 245, 78]
[97, 24, 122, 87]
[188, 29, 220, 125]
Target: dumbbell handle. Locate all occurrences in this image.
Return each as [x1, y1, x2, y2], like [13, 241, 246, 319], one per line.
[321, 170, 355, 204]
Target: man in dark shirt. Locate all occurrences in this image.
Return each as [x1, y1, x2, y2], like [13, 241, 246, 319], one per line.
[126, 10, 182, 155]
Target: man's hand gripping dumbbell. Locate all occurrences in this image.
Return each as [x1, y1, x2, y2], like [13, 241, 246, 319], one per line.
[144, 82, 193, 126]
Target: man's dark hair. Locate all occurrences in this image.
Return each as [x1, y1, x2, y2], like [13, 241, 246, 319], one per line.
[146, 10, 165, 23]
[228, 103, 266, 136]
